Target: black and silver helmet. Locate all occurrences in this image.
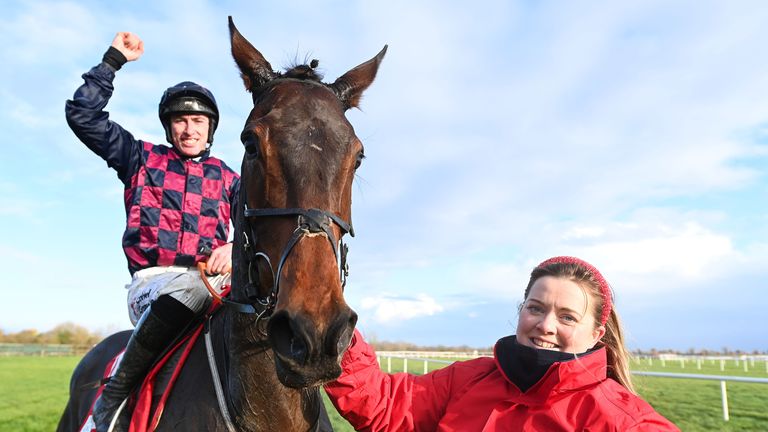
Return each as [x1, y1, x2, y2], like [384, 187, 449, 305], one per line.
[158, 81, 219, 144]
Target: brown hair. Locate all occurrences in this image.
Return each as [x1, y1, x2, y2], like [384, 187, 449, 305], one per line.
[526, 257, 635, 393]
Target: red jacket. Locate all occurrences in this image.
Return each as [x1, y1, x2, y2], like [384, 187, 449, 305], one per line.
[325, 330, 679, 431]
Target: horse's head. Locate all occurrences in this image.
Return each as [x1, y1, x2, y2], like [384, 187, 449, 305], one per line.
[228, 17, 385, 388]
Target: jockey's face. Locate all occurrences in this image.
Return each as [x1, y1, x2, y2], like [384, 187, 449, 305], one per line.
[170, 114, 210, 157]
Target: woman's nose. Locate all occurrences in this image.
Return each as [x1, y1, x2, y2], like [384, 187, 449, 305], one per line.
[536, 313, 557, 334]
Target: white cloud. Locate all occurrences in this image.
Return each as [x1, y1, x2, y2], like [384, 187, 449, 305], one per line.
[568, 222, 734, 284]
[0, 197, 55, 221]
[0, 2, 102, 65]
[360, 293, 444, 324]
[1, 0, 767, 350]
[562, 226, 608, 240]
[0, 245, 40, 265]
[430, 211, 754, 304]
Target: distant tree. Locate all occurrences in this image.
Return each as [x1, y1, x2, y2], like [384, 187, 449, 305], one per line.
[13, 329, 40, 343]
[35, 322, 97, 345]
[0, 323, 103, 345]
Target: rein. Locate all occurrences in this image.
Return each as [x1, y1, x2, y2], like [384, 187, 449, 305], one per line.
[222, 204, 353, 321]
[203, 306, 326, 432]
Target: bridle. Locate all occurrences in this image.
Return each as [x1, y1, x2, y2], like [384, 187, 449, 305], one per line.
[222, 80, 357, 323]
[206, 201, 352, 432]
[223, 202, 353, 321]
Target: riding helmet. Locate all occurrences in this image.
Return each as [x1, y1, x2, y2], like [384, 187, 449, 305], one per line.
[158, 81, 219, 144]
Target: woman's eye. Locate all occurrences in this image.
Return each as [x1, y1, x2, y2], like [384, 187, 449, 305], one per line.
[561, 315, 577, 323]
[526, 305, 542, 313]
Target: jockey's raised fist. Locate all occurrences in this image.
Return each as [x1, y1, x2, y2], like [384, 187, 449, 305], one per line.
[111, 32, 144, 62]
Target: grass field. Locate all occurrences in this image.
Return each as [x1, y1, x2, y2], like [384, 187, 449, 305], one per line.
[0, 356, 354, 432]
[2, 356, 767, 431]
[0, 356, 80, 431]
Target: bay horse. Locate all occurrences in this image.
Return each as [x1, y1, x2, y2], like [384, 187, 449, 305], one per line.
[57, 17, 386, 431]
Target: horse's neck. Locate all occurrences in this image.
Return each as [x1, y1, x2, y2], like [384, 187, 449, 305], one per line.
[222, 311, 317, 432]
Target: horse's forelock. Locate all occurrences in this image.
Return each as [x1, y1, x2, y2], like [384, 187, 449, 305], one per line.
[282, 59, 324, 82]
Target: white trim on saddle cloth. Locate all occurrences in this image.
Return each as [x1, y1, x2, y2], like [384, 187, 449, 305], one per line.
[78, 350, 125, 432]
[77, 324, 206, 432]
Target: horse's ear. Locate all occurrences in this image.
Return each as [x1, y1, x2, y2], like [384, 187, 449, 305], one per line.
[229, 16, 277, 92]
[329, 45, 387, 111]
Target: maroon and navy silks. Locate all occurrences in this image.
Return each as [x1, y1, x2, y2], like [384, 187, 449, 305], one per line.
[65, 63, 240, 275]
[122, 142, 238, 274]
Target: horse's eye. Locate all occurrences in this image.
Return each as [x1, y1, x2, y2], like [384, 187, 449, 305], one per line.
[354, 150, 365, 169]
[241, 131, 260, 158]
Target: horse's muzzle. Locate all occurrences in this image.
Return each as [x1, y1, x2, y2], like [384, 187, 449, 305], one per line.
[267, 306, 357, 387]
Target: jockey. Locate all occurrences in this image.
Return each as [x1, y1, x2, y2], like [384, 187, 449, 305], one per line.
[65, 32, 240, 432]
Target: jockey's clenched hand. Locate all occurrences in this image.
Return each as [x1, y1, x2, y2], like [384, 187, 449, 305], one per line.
[111, 32, 144, 62]
[207, 242, 233, 275]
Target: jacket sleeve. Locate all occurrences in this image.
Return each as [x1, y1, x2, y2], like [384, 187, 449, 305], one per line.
[324, 329, 456, 432]
[65, 62, 142, 183]
[230, 176, 241, 225]
[626, 411, 681, 432]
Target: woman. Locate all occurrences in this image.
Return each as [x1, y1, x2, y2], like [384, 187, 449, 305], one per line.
[325, 256, 679, 431]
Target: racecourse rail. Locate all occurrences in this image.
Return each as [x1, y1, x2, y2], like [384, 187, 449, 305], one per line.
[2, 343, 764, 421]
[376, 352, 768, 422]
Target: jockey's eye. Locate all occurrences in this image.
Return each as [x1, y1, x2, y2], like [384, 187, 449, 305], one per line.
[241, 130, 260, 158]
[354, 150, 365, 169]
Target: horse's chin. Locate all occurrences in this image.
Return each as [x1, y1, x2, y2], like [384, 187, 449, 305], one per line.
[273, 356, 343, 389]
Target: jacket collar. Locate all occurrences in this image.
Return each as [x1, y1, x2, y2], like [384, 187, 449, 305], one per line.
[170, 145, 211, 162]
[493, 335, 607, 406]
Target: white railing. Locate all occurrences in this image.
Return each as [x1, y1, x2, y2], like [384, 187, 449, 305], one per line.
[631, 371, 768, 421]
[634, 355, 768, 373]
[377, 355, 768, 422]
[376, 351, 491, 359]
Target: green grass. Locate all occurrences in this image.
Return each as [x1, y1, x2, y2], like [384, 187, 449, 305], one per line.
[323, 393, 354, 431]
[0, 356, 355, 431]
[3, 356, 767, 431]
[0, 356, 79, 432]
[635, 376, 768, 431]
[629, 358, 768, 431]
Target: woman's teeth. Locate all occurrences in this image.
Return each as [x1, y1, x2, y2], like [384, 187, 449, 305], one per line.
[532, 339, 557, 349]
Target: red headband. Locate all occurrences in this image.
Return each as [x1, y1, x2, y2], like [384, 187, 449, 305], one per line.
[536, 256, 612, 326]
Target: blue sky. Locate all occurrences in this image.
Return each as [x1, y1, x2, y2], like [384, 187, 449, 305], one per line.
[1, 0, 766, 351]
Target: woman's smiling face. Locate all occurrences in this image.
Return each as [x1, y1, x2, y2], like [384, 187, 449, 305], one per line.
[516, 276, 605, 354]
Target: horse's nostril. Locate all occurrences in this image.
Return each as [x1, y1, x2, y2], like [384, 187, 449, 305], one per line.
[330, 309, 358, 356]
[268, 312, 309, 365]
